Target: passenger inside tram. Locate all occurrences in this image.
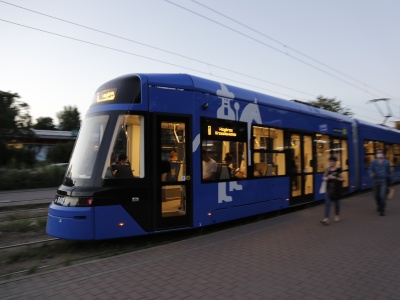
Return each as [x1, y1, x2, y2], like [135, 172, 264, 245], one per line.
[202, 149, 218, 180]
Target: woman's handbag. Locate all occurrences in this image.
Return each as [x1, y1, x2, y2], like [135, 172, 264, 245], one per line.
[319, 181, 327, 194]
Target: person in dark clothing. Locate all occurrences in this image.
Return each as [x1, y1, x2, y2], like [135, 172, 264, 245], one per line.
[320, 157, 344, 225]
[112, 153, 130, 177]
[369, 149, 391, 216]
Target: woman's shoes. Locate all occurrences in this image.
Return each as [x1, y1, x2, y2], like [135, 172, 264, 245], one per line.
[320, 218, 329, 225]
[334, 215, 340, 222]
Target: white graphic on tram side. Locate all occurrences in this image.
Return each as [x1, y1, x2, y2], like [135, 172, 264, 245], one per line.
[215, 84, 262, 203]
[191, 83, 263, 203]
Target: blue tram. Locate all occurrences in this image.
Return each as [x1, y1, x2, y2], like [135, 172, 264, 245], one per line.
[46, 74, 400, 240]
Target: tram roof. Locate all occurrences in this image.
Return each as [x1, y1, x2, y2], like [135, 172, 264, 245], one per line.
[139, 73, 353, 124]
[354, 118, 398, 132]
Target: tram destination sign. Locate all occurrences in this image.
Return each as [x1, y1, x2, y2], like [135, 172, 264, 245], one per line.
[201, 118, 247, 141]
[95, 88, 117, 103]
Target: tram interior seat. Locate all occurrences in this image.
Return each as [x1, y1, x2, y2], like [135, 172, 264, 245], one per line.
[254, 162, 267, 176]
[166, 161, 181, 181]
[266, 164, 273, 176]
[216, 163, 231, 180]
[219, 164, 231, 179]
[266, 164, 277, 176]
[163, 161, 182, 202]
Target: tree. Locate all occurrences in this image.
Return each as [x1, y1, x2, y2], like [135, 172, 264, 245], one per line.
[57, 106, 81, 131]
[46, 141, 75, 163]
[33, 117, 56, 130]
[0, 91, 19, 135]
[0, 91, 34, 166]
[307, 96, 354, 117]
[0, 91, 33, 140]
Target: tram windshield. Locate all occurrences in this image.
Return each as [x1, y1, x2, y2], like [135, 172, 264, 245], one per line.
[64, 113, 145, 186]
[64, 115, 109, 185]
[103, 115, 145, 179]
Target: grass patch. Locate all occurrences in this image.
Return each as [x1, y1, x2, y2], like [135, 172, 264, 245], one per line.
[0, 167, 64, 191]
[63, 257, 72, 267]
[6, 214, 19, 221]
[27, 265, 38, 275]
[6, 249, 40, 264]
[0, 217, 47, 233]
[0, 203, 49, 213]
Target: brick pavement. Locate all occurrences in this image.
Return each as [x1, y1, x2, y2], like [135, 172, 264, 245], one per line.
[1, 188, 400, 299]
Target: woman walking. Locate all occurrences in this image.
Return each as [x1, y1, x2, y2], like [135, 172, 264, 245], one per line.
[321, 157, 344, 225]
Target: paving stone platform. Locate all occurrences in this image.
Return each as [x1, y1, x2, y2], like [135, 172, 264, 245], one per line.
[1, 189, 400, 299]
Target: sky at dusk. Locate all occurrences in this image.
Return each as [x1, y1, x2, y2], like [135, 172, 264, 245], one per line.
[1, 0, 399, 126]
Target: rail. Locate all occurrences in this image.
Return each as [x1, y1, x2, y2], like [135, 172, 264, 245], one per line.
[0, 238, 60, 250]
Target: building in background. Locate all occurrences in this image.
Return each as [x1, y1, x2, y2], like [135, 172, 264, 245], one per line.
[27, 130, 77, 161]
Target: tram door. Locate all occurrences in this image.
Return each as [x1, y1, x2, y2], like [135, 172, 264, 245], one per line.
[156, 116, 192, 230]
[290, 132, 314, 205]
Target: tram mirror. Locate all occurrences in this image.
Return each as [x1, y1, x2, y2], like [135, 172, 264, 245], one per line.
[64, 176, 74, 186]
[309, 159, 313, 167]
[346, 159, 349, 166]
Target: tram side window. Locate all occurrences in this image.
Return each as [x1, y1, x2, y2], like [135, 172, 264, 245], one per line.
[202, 140, 247, 180]
[364, 140, 375, 168]
[104, 115, 145, 179]
[394, 144, 400, 167]
[160, 121, 186, 182]
[253, 126, 285, 176]
[315, 134, 330, 172]
[201, 117, 248, 181]
[331, 138, 348, 169]
[364, 140, 387, 169]
[332, 138, 349, 188]
[385, 144, 394, 166]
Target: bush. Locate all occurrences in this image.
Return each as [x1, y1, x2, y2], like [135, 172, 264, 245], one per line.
[0, 166, 65, 190]
[47, 142, 74, 163]
[0, 146, 36, 169]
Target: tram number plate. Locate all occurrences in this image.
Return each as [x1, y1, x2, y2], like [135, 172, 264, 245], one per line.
[54, 196, 65, 205]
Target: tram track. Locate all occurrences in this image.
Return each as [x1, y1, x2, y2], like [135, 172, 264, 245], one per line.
[0, 238, 60, 250]
[0, 242, 147, 280]
[0, 248, 112, 280]
[0, 231, 194, 281]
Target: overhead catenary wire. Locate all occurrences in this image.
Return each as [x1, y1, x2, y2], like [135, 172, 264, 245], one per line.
[0, 0, 315, 98]
[0, 1, 395, 124]
[0, 18, 298, 98]
[1, 0, 391, 101]
[1, 0, 393, 100]
[188, 0, 395, 100]
[163, 0, 385, 99]
[0, 19, 385, 125]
